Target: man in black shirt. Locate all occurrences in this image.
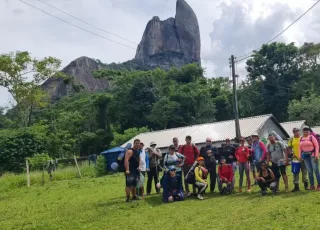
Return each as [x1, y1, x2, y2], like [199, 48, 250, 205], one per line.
[200, 137, 219, 192]
[222, 139, 236, 171]
[124, 139, 141, 202]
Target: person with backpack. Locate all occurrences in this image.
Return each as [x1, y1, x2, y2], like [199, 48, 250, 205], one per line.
[179, 135, 200, 196]
[136, 142, 149, 197]
[164, 145, 185, 177]
[124, 139, 141, 202]
[300, 127, 320, 191]
[200, 137, 219, 193]
[146, 141, 162, 195]
[194, 157, 209, 200]
[266, 133, 289, 192]
[235, 138, 251, 192]
[251, 133, 267, 183]
[287, 128, 309, 192]
[255, 161, 277, 195]
[162, 166, 185, 203]
[218, 156, 234, 195]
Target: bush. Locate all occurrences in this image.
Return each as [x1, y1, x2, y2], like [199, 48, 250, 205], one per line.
[28, 153, 51, 171]
[95, 155, 106, 177]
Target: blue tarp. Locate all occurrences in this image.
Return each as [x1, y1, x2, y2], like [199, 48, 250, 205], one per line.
[101, 147, 125, 155]
[101, 147, 125, 171]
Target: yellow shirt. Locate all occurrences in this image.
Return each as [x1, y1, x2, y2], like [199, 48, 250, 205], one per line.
[288, 137, 300, 159]
[195, 166, 205, 183]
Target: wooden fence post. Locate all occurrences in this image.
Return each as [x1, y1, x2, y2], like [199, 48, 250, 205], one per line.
[74, 155, 82, 178]
[26, 159, 30, 187]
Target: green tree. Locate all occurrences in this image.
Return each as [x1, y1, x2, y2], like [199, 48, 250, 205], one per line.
[111, 127, 149, 147]
[288, 94, 320, 126]
[0, 51, 64, 126]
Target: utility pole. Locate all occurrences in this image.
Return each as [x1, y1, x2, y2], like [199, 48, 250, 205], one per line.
[230, 55, 241, 139]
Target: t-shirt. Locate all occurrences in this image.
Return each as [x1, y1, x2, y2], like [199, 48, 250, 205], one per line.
[178, 144, 199, 166]
[164, 152, 184, 172]
[267, 141, 286, 165]
[288, 137, 300, 159]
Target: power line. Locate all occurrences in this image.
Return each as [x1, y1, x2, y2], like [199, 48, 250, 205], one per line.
[236, 0, 320, 62]
[19, 0, 136, 50]
[34, 0, 138, 45]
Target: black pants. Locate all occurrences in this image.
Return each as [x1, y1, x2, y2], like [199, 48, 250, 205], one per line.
[207, 164, 217, 192]
[258, 180, 276, 191]
[183, 165, 196, 193]
[147, 167, 159, 194]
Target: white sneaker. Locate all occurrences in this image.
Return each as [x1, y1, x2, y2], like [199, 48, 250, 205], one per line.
[197, 194, 204, 200]
[186, 192, 192, 197]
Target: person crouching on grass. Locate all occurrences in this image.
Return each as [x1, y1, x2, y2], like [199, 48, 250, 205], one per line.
[255, 161, 277, 195]
[218, 157, 234, 195]
[195, 157, 209, 200]
[162, 166, 185, 203]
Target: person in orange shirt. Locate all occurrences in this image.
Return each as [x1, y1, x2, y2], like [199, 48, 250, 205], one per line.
[300, 127, 320, 190]
[235, 138, 251, 192]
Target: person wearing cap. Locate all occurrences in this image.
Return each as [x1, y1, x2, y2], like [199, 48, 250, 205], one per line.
[178, 135, 199, 196]
[267, 133, 289, 192]
[218, 156, 234, 194]
[162, 166, 185, 203]
[287, 128, 309, 191]
[300, 127, 320, 190]
[200, 137, 219, 192]
[255, 161, 277, 195]
[221, 139, 237, 172]
[136, 142, 149, 197]
[251, 133, 267, 181]
[235, 138, 251, 192]
[194, 157, 209, 200]
[164, 145, 185, 177]
[146, 141, 162, 195]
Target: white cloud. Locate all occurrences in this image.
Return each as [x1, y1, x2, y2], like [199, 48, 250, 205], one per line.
[1, 0, 320, 106]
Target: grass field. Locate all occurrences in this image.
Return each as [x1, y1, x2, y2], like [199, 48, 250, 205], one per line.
[1, 170, 320, 230]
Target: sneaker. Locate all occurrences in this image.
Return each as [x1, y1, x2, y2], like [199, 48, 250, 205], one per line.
[285, 188, 289, 193]
[291, 185, 300, 192]
[247, 189, 251, 193]
[125, 197, 130, 203]
[186, 192, 192, 197]
[131, 196, 140, 201]
[197, 194, 204, 200]
[310, 185, 316, 190]
[238, 188, 242, 193]
[261, 190, 267, 196]
[304, 182, 309, 190]
[317, 185, 320, 191]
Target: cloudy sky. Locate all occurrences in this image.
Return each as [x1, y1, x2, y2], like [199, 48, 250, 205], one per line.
[1, 0, 320, 107]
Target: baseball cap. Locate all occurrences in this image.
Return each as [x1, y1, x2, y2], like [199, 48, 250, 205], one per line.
[197, 157, 204, 161]
[150, 141, 157, 146]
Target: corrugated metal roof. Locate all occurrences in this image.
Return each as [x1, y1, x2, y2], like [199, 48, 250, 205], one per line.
[280, 120, 306, 135]
[311, 126, 320, 134]
[122, 114, 282, 149]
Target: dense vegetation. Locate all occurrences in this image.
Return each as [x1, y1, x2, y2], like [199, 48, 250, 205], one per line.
[1, 42, 320, 172]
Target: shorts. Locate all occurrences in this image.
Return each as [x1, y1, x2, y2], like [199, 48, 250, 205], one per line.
[125, 171, 138, 187]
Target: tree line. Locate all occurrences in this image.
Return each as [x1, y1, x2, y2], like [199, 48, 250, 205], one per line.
[0, 42, 320, 172]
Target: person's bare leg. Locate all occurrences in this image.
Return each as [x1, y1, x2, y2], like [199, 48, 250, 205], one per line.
[131, 186, 137, 197]
[282, 173, 289, 190]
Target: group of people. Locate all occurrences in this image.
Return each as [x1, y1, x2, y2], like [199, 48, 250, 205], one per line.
[123, 126, 320, 203]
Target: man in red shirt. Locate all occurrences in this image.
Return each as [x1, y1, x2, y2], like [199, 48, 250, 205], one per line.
[179, 135, 200, 196]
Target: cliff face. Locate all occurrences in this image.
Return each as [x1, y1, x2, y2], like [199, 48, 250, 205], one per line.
[43, 0, 201, 102]
[42, 57, 109, 102]
[135, 0, 201, 69]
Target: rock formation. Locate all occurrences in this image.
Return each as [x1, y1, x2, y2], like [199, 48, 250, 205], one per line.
[42, 57, 109, 102]
[43, 0, 201, 102]
[135, 0, 201, 69]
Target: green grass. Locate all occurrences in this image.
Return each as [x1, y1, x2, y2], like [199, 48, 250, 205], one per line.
[0, 171, 320, 230]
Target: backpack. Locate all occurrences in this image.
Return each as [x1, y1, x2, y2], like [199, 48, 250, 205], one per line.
[184, 162, 198, 184]
[180, 144, 198, 161]
[311, 132, 320, 147]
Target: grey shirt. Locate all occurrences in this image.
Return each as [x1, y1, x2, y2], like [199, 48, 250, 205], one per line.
[267, 141, 286, 165]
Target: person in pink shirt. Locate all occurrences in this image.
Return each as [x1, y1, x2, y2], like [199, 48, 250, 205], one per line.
[300, 127, 320, 191]
[235, 138, 251, 192]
